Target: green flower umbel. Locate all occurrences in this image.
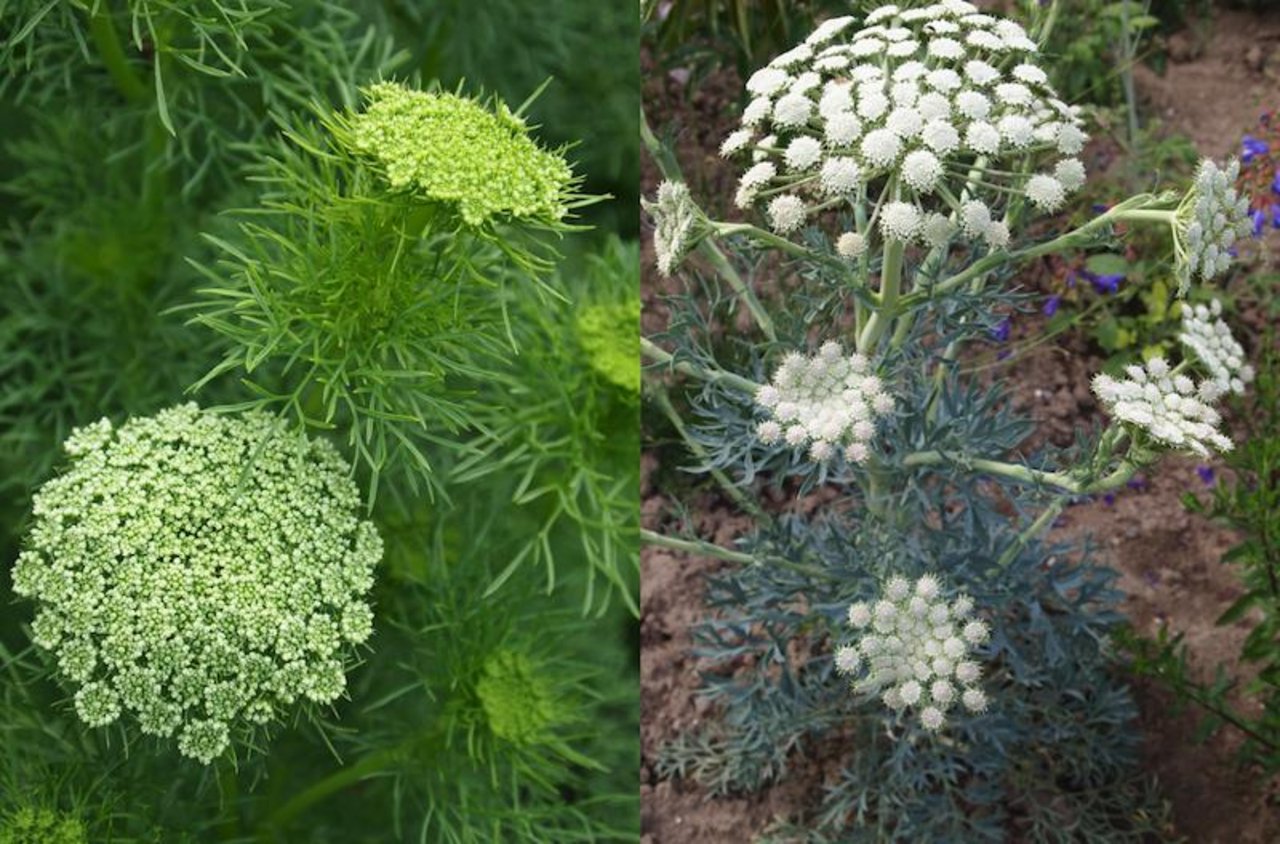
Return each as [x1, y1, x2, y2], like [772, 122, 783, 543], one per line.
[476, 650, 560, 745]
[576, 299, 641, 395]
[13, 404, 383, 764]
[0, 806, 86, 844]
[347, 82, 576, 227]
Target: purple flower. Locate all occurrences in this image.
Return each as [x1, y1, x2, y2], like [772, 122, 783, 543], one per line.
[1091, 203, 1111, 214]
[1043, 294, 1061, 316]
[1272, 203, 1280, 229]
[1196, 465, 1216, 486]
[1103, 492, 1116, 507]
[1272, 168, 1280, 196]
[1065, 270, 1077, 289]
[1253, 208, 1267, 238]
[991, 317, 1012, 343]
[1243, 134, 1270, 163]
[1081, 269, 1124, 294]
[1127, 475, 1148, 491]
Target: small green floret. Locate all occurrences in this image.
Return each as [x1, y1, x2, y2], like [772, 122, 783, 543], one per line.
[0, 805, 86, 844]
[13, 404, 383, 764]
[576, 300, 641, 395]
[348, 81, 575, 227]
[476, 650, 558, 745]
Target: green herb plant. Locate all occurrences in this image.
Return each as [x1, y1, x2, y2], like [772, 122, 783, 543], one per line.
[0, 2, 639, 840]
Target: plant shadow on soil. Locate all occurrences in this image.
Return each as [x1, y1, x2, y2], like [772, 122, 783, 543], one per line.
[640, 4, 1280, 841]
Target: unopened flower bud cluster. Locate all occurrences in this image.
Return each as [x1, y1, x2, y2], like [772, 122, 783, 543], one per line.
[347, 82, 575, 227]
[755, 341, 894, 463]
[12, 404, 382, 764]
[721, 1, 1087, 251]
[645, 180, 703, 275]
[1092, 358, 1232, 457]
[1176, 159, 1251, 292]
[835, 574, 990, 731]
[1179, 298, 1254, 395]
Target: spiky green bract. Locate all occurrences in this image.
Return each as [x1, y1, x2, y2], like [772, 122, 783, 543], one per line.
[188, 86, 595, 503]
[13, 404, 381, 764]
[254, 504, 638, 842]
[345, 82, 577, 227]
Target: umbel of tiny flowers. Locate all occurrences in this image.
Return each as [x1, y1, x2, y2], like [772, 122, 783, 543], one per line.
[721, 1, 1087, 251]
[755, 341, 895, 463]
[1172, 159, 1252, 293]
[0, 804, 87, 844]
[835, 574, 990, 732]
[1179, 298, 1255, 396]
[343, 81, 579, 227]
[1091, 358, 1233, 457]
[644, 180, 709, 275]
[11, 404, 383, 765]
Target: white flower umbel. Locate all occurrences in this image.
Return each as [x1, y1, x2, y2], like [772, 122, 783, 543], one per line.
[720, 2, 1087, 251]
[1180, 299, 1255, 395]
[755, 341, 894, 463]
[1175, 159, 1252, 293]
[12, 404, 382, 764]
[1092, 359, 1233, 456]
[836, 574, 990, 732]
[644, 181, 704, 276]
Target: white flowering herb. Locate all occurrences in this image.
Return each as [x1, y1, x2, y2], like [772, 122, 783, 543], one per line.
[721, 2, 1087, 249]
[755, 341, 894, 463]
[12, 404, 381, 764]
[1180, 298, 1255, 396]
[836, 574, 989, 731]
[1176, 160, 1253, 292]
[1092, 359, 1233, 457]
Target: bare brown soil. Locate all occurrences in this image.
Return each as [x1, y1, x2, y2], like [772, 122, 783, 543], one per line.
[642, 5, 1280, 842]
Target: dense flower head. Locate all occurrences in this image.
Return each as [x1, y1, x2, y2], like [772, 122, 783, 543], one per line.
[346, 82, 576, 227]
[645, 181, 704, 275]
[1179, 298, 1254, 395]
[12, 404, 382, 764]
[835, 573, 989, 732]
[1175, 159, 1251, 293]
[755, 341, 895, 463]
[0, 805, 86, 844]
[1092, 359, 1232, 456]
[722, 2, 1086, 248]
[576, 299, 642, 394]
[476, 649, 560, 745]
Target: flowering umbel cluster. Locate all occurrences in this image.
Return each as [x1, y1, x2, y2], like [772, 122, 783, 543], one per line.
[835, 574, 989, 732]
[1175, 159, 1252, 293]
[645, 180, 706, 276]
[0, 805, 86, 844]
[721, 1, 1086, 249]
[347, 82, 576, 227]
[1091, 358, 1232, 457]
[755, 341, 894, 463]
[1180, 298, 1255, 396]
[12, 404, 382, 764]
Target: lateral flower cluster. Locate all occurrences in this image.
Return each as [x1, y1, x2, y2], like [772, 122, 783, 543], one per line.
[1175, 159, 1252, 293]
[1091, 358, 1232, 456]
[835, 574, 990, 732]
[755, 341, 894, 463]
[721, 1, 1087, 249]
[1179, 298, 1254, 396]
[347, 81, 576, 227]
[644, 180, 706, 276]
[13, 404, 382, 764]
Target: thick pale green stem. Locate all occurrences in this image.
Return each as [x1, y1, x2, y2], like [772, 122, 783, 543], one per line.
[641, 337, 759, 394]
[996, 495, 1069, 568]
[857, 238, 905, 354]
[902, 450, 1139, 495]
[88, 0, 147, 103]
[641, 529, 755, 564]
